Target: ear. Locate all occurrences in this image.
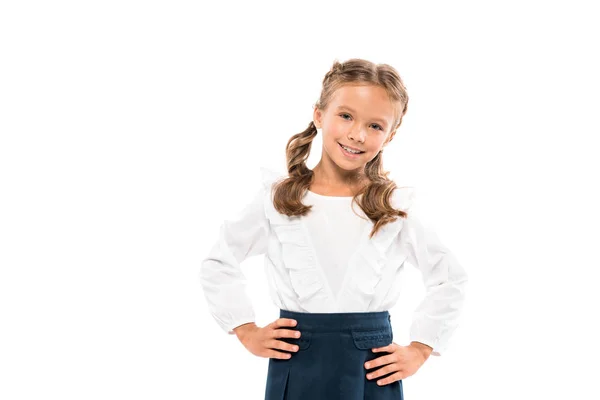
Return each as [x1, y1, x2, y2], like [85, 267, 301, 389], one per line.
[313, 107, 323, 129]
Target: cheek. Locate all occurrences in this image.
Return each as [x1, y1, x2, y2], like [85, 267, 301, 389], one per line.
[325, 123, 345, 141]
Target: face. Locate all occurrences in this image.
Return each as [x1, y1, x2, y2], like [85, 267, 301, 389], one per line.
[313, 84, 396, 175]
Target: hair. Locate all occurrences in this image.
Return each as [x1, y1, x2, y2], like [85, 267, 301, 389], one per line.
[271, 58, 410, 239]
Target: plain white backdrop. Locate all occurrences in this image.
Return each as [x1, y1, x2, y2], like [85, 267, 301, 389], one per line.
[1, 0, 599, 399]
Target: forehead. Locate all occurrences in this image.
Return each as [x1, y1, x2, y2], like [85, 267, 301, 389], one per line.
[329, 84, 395, 123]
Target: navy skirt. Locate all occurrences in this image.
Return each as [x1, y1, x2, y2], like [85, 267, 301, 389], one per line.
[264, 309, 403, 399]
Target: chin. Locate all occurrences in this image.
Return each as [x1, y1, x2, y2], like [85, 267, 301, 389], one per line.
[335, 159, 368, 172]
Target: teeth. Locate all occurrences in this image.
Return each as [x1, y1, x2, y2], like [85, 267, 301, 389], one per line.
[341, 144, 362, 154]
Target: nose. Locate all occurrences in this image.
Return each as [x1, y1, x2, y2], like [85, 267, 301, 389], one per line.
[348, 126, 366, 143]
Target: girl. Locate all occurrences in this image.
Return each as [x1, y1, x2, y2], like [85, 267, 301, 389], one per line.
[200, 58, 468, 399]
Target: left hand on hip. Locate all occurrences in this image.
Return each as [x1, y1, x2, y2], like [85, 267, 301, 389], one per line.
[364, 342, 431, 386]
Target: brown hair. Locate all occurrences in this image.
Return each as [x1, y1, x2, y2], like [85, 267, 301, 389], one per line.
[272, 58, 410, 239]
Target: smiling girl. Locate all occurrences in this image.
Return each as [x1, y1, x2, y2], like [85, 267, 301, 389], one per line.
[200, 58, 468, 399]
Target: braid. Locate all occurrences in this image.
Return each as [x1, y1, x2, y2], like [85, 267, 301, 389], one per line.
[285, 120, 317, 178]
[323, 59, 345, 85]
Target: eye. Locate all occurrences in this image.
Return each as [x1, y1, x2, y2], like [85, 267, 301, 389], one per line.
[339, 113, 383, 131]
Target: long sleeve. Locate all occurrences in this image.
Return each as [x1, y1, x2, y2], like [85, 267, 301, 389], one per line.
[199, 184, 270, 335]
[402, 207, 469, 357]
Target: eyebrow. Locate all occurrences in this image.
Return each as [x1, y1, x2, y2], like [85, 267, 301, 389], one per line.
[336, 105, 389, 127]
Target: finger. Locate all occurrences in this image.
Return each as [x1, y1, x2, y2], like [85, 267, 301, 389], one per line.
[364, 354, 395, 370]
[267, 349, 292, 360]
[376, 371, 403, 386]
[268, 318, 294, 330]
[366, 362, 399, 380]
[276, 318, 297, 328]
[271, 328, 302, 339]
[372, 343, 393, 353]
[269, 339, 299, 353]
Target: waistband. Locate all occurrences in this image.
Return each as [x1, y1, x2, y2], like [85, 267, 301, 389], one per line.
[279, 309, 391, 333]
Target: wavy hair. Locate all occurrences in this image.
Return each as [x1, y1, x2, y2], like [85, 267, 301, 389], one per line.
[272, 58, 410, 239]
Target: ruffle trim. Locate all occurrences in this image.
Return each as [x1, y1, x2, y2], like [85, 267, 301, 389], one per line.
[339, 186, 418, 309]
[260, 166, 416, 311]
[260, 166, 335, 310]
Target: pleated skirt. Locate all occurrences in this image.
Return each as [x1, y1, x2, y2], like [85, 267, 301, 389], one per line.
[264, 309, 403, 400]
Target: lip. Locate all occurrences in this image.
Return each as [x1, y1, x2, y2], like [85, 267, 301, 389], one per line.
[338, 142, 364, 159]
[338, 142, 365, 152]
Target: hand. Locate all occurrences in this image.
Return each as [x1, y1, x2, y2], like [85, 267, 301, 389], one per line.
[364, 341, 432, 386]
[233, 318, 302, 360]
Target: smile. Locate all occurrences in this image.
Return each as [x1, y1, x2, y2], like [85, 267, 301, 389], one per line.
[339, 142, 364, 159]
[338, 142, 365, 154]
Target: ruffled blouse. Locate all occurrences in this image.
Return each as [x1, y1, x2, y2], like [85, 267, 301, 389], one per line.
[199, 167, 468, 356]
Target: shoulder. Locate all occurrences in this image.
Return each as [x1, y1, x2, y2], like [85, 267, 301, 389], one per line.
[258, 166, 301, 225]
[391, 186, 417, 212]
[259, 166, 288, 193]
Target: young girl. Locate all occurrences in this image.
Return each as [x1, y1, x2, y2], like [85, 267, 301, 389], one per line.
[200, 58, 468, 399]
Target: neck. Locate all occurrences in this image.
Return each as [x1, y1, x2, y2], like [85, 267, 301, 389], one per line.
[312, 163, 368, 190]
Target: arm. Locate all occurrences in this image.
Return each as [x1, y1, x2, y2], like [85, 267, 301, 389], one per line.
[199, 185, 270, 335]
[402, 208, 469, 357]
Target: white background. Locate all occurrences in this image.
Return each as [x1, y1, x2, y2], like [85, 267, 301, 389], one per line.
[1, 1, 599, 399]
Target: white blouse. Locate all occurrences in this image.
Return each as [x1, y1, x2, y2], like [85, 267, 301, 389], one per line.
[199, 167, 468, 357]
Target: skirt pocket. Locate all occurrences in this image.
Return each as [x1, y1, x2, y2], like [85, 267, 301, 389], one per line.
[351, 327, 393, 350]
